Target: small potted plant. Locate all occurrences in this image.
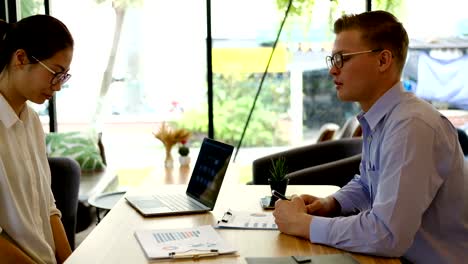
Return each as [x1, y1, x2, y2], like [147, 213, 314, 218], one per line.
[153, 122, 191, 168]
[178, 140, 190, 166]
[268, 156, 289, 202]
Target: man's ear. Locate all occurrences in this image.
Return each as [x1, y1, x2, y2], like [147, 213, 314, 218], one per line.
[13, 49, 30, 67]
[377, 50, 393, 72]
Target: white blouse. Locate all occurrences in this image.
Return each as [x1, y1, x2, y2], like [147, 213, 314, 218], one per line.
[0, 95, 61, 264]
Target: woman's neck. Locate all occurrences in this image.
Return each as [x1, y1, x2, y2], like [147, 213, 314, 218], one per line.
[0, 79, 25, 116]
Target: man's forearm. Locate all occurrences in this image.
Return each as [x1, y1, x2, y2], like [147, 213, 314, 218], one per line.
[50, 215, 72, 263]
[332, 176, 371, 214]
[0, 234, 36, 264]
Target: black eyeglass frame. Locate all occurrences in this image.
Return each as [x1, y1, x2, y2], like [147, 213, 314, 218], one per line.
[326, 48, 383, 70]
[31, 55, 71, 85]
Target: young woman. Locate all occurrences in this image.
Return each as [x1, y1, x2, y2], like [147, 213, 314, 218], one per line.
[0, 15, 74, 263]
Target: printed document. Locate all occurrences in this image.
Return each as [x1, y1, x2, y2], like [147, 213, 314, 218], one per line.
[216, 209, 278, 230]
[134, 225, 237, 259]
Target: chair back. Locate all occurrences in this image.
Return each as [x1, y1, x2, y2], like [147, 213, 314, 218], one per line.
[251, 138, 362, 185]
[316, 123, 340, 142]
[49, 157, 81, 249]
[287, 154, 361, 187]
[457, 128, 468, 156]
[334, 117, 361, 139]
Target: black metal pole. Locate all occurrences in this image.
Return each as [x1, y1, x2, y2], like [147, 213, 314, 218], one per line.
[5, 0, 17, 22]
[0, 2, 6, 21]
[43, 0, 58, 132]
[44, 0, 50, 15]
[366, 0, 372, 11]
[206, 0, 214, 139]
[233, 0, 293, 161]
[48, 97, 57, 132]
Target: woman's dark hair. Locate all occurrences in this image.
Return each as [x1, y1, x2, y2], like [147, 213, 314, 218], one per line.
[0, 15, 74, 71]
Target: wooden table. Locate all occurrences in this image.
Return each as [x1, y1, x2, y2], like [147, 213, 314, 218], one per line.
[65, 184, 400, 264]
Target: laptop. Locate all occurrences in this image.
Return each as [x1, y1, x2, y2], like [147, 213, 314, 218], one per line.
[125, 137, 234, 216]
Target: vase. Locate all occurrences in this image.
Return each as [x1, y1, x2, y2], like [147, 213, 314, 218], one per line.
[164, 146, 173, 168]
[179, 156, 190, 166]
[268, 178, 289, 204]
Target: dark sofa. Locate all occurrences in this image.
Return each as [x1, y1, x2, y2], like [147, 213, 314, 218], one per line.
[251, 138, 363, 188]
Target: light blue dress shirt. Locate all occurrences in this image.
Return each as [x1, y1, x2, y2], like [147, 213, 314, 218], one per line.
[310, 82, 468, 263]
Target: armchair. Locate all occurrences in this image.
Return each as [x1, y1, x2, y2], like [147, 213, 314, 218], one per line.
[457, 128, 468, 156]
[287, 153, 362, 187]
[47, 131, 115, 234]
[316, 117, 362, 143]
[251, 138, 362, 187]
[49, 157, 81, 249]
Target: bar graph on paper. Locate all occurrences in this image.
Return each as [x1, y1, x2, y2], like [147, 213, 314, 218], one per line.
[216, 210, 278, 230]
[134, 225, 237, 259]
[153, 230, 201, 243]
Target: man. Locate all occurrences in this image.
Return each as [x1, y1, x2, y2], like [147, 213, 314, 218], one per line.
[273, 10, 468, 263]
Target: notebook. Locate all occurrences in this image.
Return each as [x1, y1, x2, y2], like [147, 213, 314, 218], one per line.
[245, 253, 360, 264]
[125, 137, 234, 216]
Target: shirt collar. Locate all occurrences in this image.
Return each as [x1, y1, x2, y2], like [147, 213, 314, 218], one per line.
[0, 93, 22, 128]
[361, 82, 404, 131]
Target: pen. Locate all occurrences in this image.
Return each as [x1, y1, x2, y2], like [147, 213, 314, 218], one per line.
[271, 190, 290, 201]
[169, 249, 219, 259]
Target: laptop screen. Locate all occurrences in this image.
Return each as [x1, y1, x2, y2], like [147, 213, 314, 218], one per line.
[186, 138, 234, 209]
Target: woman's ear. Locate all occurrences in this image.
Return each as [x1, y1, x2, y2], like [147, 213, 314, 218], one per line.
[13, 49, 30, 67]
[377, 50, 393, 72]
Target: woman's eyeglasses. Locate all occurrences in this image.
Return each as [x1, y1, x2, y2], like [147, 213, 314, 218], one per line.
[31, 56, 71, 85]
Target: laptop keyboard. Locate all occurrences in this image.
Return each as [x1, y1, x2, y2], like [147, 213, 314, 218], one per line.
[154, 194, 204, 211]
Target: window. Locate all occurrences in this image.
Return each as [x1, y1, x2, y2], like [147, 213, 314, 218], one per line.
[47, 0, 208, 173]
[375, 0, 468, 128]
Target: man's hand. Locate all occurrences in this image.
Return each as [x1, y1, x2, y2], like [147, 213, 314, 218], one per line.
[272, 195, 313, 240]
[300, 194, 341, 217]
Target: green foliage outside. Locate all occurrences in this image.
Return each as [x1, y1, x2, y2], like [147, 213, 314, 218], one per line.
[176, 73, 290, 147]
[275, 0, 403, 41]
[276, 0, 402, 15]
[46, 131, 106, 172]
[303, 69, 360, 128]
[19, 0, 43, 18]
[276, 0, 316, 17]
[374, 0, 404, 18]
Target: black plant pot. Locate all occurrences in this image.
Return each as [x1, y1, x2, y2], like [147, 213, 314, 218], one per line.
[268, 178, 289, 204]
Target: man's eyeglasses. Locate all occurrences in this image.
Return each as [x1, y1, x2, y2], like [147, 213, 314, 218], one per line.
[31, 56, 71, 85]
[326, 49, 383, 70]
